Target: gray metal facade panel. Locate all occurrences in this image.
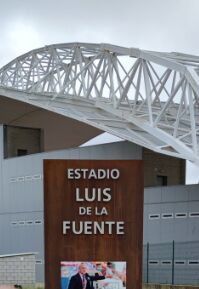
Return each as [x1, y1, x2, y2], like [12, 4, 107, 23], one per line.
[168, 185, 189, 202]
[173, 201, 189, 212]
[147, 203, 162, 215]
[187, 200, 199, 211]
[145, 205, 161, 244]
[0, 211, 44, 282]
[188, 185, 199, 200]
[0, 212, 44, 254]
[173, 218, 189, 242]
[144, 187, 162, 204]
[187, 215, 199, 241]
[144, 187, 199, 244]
[160, 219, 175, 243]
[160, 202, 175, 212]
[161, 186, 185, 203]
[143, 240, 199, 285]
[36, 263, 44, 282]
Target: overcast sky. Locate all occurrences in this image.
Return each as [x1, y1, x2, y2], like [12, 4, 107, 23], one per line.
[0, 0, 199, 183]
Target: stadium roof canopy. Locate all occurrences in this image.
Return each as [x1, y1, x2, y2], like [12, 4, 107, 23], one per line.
[0, 42, 199, 163]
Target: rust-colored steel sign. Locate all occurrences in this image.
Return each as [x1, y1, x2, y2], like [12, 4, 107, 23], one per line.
[44, 160, 144, 289]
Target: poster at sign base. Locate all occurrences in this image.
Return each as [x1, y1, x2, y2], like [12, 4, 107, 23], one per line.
[61, 261, 126, 289]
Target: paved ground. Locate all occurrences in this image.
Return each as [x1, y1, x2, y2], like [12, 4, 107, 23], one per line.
[0, 285, 15, 289]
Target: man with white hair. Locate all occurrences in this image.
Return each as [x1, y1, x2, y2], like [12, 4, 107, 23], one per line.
[68, 263, 105, 289]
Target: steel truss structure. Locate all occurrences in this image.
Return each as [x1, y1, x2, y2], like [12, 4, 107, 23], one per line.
[0, 43, 199, 163]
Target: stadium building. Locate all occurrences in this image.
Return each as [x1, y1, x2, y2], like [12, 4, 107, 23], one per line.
[0, 43, 199, 285]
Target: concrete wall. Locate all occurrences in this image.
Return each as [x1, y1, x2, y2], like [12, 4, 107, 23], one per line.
[3, 125, 42, 158]
[0, 253, 35, 286]
[143, 149, 185, 187]
[0, 95, 101, 152]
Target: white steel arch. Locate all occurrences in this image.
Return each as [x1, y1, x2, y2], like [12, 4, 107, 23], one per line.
[0, 42, 199, 163]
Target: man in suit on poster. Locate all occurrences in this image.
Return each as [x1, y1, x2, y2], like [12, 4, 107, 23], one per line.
[68, 263, 105, 289]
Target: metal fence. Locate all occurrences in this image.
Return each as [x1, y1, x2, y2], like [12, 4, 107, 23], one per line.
[143, 241, 199, 285]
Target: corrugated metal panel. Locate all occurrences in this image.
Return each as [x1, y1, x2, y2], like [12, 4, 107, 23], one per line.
[143, 241, 199, 285]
